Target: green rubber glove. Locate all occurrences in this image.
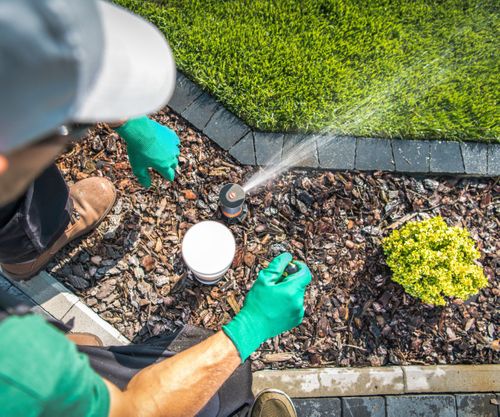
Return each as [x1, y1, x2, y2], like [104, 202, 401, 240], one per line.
[223, 253, 312, 362]
[115, 116, 180, 187]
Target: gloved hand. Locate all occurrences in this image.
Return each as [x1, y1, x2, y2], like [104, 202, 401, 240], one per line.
[223, 253, 312, 362]
[115, 116, 180, 187]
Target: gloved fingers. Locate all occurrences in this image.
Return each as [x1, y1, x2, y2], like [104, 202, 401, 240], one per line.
[167, 150, 180, 170]
[259, 252, 293, 284]
[155, 164, 176, 182]
[280, 260, 312, 287]
[131, 163, 152, 188]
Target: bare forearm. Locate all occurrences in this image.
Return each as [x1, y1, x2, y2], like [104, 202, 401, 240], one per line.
[106, 331, 241, 417]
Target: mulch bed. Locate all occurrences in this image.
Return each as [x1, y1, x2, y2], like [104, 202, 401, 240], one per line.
[49, 109, 499, 370]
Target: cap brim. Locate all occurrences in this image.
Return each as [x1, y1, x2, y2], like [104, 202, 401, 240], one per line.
[74, 1, 176, 122]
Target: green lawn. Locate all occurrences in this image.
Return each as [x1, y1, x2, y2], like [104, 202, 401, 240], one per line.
[115, 0, 499, 142]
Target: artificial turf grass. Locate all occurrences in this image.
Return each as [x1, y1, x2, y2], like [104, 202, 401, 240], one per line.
[115, 0, 499, 142]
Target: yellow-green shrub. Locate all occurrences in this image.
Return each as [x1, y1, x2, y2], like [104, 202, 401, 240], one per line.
[383, 216, 487, 306]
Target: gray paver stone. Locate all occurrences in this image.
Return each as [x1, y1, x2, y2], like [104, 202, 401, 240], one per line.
[317, 135, 356, 170]
[342, 397, 385, 417]
[293, 398, 341, 417]
[11, 271, 78, 320]
[282, 134, 319, 168]
[386, 395, 456, 417]
[393, 140, 430, 173]
[456, 394, 499, 417]
[229, 132, 256, 165]
[168, 73, 203, 114]
[430, 141, 464, 174]
[355, 138, 394, 171]
[488, 144, 500, 176]
[5, 285, 35, 307]
[0, 274, 12, 292]
[181, 92, 220, 131]
[203, 107, 250, 150]
[461, 142, 488, 175]
[254, 132, 284, 165]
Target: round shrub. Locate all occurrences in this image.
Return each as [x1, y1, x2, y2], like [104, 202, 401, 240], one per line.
[383, 216, 487, 306]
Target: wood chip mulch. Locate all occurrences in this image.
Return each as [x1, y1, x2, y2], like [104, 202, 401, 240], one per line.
[49, 109, 499, 370]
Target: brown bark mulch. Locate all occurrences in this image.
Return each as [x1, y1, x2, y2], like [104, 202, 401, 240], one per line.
[49, 109, 499, 370]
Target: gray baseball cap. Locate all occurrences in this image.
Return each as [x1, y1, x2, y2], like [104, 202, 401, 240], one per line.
[0, 0, 176, 153]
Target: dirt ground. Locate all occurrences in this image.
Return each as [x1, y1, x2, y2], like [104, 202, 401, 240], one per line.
[49, 108, 499, 370]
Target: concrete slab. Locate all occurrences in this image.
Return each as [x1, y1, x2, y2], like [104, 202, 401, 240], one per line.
[168, 73, 203, 114]
[488, 143, 500, 176]
[293, 398, 341, 417]
[342, 396, 385, 417]
[403, 365, 500, 393]
[254, 132, 284, 166]
[355, 138, 395, 171]
[282, 134, 319, 168]
[62, 301, 129, 346]
[461, 142, 488, 176]
[430, 141, 464, 174]
[229, 132, 256, 165]
[386, 395, 456, 417]
[393, 140, 430, 173]
[10, 271, 78, 320]
[181, 92, 220, 131]
[203, 107, 250, 150]
[317, 135, 356, 170]
[456, 394, 499, 417]
[30, 305, 54, 320]
[252, 367, 404, 397]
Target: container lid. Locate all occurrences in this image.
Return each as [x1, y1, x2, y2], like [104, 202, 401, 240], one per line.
[182, 221, 236, 275]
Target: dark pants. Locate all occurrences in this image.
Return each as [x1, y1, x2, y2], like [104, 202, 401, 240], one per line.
[0, 164, 70, 264]
[79, 325, 254, 417]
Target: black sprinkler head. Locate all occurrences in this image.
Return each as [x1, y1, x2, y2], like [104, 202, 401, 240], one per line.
[219, 183, 246, 222]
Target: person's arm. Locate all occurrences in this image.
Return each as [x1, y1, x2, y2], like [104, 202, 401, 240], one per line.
[105, 253, 311, 417]
[106, 331, 239, 417]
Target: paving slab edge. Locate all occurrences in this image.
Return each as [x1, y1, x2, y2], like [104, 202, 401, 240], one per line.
[0, 271, 129, 346]
[170, 71, 500, 177]
[252, 365, 500, 397]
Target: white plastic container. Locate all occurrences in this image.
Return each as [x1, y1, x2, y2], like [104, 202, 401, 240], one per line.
[181, 221, 236, 285]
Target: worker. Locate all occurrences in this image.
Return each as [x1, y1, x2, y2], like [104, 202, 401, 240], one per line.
[0, 1, 180, 280]
[0, 1, 312, 416]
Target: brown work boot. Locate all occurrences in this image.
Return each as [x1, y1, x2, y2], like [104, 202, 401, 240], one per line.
[1, 177, 116, 280]
[250, 389, 297, 417]
[67, 332, 103, 346]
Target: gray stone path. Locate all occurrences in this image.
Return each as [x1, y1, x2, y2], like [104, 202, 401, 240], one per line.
[294, 394, 500, 417]
[170, 72, 499, 177]
[0, 272, 128, 345]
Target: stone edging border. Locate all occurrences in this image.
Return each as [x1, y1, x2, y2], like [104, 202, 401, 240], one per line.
[0, 271, 129, 346]
[252, 365, 500, 397]
[169, 72, 500, 177]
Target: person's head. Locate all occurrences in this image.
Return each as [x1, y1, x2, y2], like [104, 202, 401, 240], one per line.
[0, 0, 176, 206]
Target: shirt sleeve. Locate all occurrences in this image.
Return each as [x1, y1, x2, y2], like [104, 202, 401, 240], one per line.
[0, 314, 110, 417]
